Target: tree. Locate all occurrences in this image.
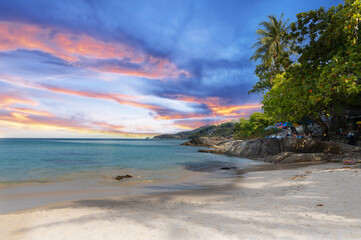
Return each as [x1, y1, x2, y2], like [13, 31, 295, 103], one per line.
[262, 0, 361, 140]
[234, 112, 275, 139]
[249, 14, 294, 94]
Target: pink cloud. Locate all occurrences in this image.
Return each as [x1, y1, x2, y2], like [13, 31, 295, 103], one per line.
[0, 21, 189, 80]
[1, 76, 261, 134]
[1, 76, 168, 115]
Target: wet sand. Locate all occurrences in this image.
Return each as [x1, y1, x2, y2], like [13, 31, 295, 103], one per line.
[1, 162, 361, 239]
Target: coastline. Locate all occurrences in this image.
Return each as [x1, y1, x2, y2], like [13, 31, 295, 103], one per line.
[2, 161, 361, 239]
[0, 166, 241, 214]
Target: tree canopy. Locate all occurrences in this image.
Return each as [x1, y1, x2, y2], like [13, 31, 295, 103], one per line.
[250, 0, 361, 140]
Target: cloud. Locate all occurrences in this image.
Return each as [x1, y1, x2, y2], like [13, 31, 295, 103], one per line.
[173, 118, 224, 130]
[9, 107, 53, 117]
[1, 75, 262, 125]
[79, 57, 190, 80]
[0, 94, 37, 107]
[0, 50, 81, 77]
[0, 21, 189, 80]
[0, 75, 178, 119]
[167, 94, 262, 118]
[0, 108, 157, 137]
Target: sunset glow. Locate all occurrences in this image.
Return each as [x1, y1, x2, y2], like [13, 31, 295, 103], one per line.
[0, 0, 338, 138]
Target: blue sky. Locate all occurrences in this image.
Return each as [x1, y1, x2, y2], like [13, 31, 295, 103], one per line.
[0, 0, 342, 137]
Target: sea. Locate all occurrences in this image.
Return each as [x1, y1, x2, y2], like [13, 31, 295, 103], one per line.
[0, 138, 258, 213]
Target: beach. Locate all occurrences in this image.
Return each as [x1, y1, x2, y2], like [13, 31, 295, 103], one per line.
[1, 162, 361, 240]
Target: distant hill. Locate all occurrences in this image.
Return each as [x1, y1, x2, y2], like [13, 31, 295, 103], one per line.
[153, 121, 235, 139]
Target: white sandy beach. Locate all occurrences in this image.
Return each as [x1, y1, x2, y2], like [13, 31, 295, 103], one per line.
[1, 163, 361, 240]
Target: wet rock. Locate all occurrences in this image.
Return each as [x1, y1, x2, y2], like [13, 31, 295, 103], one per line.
[181, 137, 229, 146]
[198, 149, 222, 154]
[220, 167, 237, 170]
[115, 174, 133, 181]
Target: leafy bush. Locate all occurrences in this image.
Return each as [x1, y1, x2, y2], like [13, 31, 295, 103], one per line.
[233, 112, 275, 139]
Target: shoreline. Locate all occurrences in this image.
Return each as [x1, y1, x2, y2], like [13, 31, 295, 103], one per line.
[0, 161, 334, 215]
[0, 162, 259, 214]
[1, 162, 360, 239]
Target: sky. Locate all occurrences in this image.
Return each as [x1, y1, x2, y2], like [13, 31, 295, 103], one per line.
[0, 0, 342, 138]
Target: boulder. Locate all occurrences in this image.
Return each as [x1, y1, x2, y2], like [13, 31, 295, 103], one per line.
[223, 138, 281, 159]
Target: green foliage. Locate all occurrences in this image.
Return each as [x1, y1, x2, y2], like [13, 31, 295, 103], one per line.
[153, 122, 236, 139]
[233, 112, 275, 139]
[262, 73, 312, 122]
[261, 0, 361, 139]
[249, 14, 295, 94]
[189, 122, 235, 138]
[288, 0, 361, 113]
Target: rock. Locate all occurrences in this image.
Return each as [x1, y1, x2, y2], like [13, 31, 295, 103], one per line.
[115, 175, 124, 180]
[223, 138, 281, 159]
[198, 149, 221, 154]
[182, 136, 361, 164]
[279, 138, 359, 154]
[265, 152, 330, 164]
[181, 137, 229, 146]
[115, 174, 133, 181]
[264, 152, 294, 164]
[343, 159, 356, 165]
[220, 167, 236, 170]
[280, 153, 329, 164]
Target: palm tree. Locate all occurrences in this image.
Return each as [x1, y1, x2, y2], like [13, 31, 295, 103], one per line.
[250, 14, 293, 75]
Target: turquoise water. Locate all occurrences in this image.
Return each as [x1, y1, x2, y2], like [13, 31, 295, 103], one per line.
[0, 138, 261, 213]
[0, 138, 255, 183]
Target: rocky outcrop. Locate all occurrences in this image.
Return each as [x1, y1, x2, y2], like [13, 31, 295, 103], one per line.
[278, 138, 357, 154]
[265, 152, 330, 164]
[181, 137, 229, 147]
[265, 151, 361, 164]
[220, 138, 281, 159]
[182, 137, 361, 164]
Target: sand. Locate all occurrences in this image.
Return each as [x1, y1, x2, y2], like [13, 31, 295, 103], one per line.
[1, 162, 361, 240]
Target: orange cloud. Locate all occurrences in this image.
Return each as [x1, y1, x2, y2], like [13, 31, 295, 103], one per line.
[0, 21, 189, 79]
[166, 94, 262, 119]
[0, 94, 37, 107]
[210, 104, 263, 116]
[0, 109, 158, 137]
[173, 117, 236, 130]
[155, 113, 208, 120]
[10, 107, 53, 117]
